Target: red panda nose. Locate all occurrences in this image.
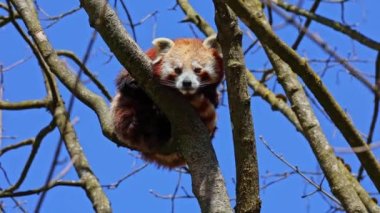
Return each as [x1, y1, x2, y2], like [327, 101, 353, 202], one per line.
[182, 80, 192, 88]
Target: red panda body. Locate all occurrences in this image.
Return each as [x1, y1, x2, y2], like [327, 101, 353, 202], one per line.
[111, 36, 223, 168]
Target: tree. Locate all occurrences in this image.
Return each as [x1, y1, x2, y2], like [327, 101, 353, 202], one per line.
[0, 0, 379, 212]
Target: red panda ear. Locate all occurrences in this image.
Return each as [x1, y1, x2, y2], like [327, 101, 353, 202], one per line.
[152, 38, 174, 54]
[203, 34, 222, 57]
[203, 35, 220, 50]
[151, 38, 174, 64]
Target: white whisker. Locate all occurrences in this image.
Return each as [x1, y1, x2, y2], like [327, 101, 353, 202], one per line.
[199, 82, 216, 87]
[159, 79, 176, 87]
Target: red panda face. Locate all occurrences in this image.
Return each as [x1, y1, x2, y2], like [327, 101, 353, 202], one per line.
[147, 36, 223, 95]
[160, 57, 218, 94]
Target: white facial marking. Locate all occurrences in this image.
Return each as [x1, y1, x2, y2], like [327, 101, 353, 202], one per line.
[203, 61, 218, 81]
[176, 71, 200, 94]
[192, 60, 218, 83]
[161, 60, 182, 79]
[191, 61, 202, 69]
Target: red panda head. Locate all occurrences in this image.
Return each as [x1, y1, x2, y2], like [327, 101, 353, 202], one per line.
[146, 35, 223, 95]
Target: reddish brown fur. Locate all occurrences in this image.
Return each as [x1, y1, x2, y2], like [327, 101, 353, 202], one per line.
[200, 72, 211, 82]
[112, 37, 223, 168]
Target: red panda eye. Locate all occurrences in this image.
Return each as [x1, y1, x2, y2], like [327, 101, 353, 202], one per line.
[174, 68, 182, 74]
[194, 68, 202, 73]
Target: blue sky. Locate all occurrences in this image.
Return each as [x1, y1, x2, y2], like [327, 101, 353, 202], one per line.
[1, 0, 379, 212]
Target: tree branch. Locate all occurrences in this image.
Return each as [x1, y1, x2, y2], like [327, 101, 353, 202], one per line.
[8, 0, 117, 145]
[245, 70, 302, 131]
[266, 2, 379, 99]
[0, 99, 49, 110]
[291, 0, 321, 50]
[358, 51, 380, 181]
[50, 96, 112, 212]
[213, 1, 261, 212]
[177, 0, 215, 36]
[0, 138, 33, 156]
[264, 43, 367, 211]
[9, 0, 113, 211]
[0, 120, 56, 194]
[259, 136, 341, 206]
[0, 180, 83, 198]
[56, 50, 112, 101]
[0, 2, 20, 27]
[272, 0, 380, 50]
[79, 0, 232, 212]
[226, 0, 380, 192]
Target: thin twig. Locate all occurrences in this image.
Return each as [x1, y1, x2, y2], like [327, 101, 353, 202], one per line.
[291, 0, 321, 50]
[41, 6, 81, 21]
[0, 66, 3, 149]
[56, 50, 112, 101]
[118, 0, 137, 41]
[171, 172, 182, 213]
[0, 120, 56, 193]
[1, 56, 33, 72]
[265, 1, 380, 98]
[0, 138, 34, 156]
[0, 163, 12, 186]
[52, 155, 78, 181]
[0, 180, 83, 198]
[45, 7, 82, 28]
[259, 136, 341, 206]
[272, 0, 380, 50]
[149, 190, 195, 200]
[334, 141, 380, 154]
[128, 10, 158, 27]
[102, 163, 149, 189]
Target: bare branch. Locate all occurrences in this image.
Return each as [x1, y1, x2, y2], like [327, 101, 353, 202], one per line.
[1, 55, 33, 72]
[149, 172, 187, 213]
[358, 51, 380, 181]
[10, 0, 113, 211]
[177, 0, 215, 37]
[9, 0, 117, 145]
[0, 2, 20, 27]
[226, 0, 380, 192]
[0, 138, 33, 156]
[126, 10, 158, 27]
[102, 163, 149, 189]
[213, 1, 260, 212]
[0, 99, 49, 110]
[41, 6, 81, 21]
[335, 141, 380, 154]
[264, 42, 366, 211]
[0, 180, 83, 198]
[291, 0, 321, 50]
[118, 0, 137, 41]
[259, 136, 341, 206]
[272, 0, 380, 50]
[42, 6, 82, 29]
[246, 70, 302, 131]
[50, 95, 112, 212]
[150, 190, 195, 200]
[0, 120, 56, 193]
[266, 2, 380, 98]
[56, 50, 112, 101]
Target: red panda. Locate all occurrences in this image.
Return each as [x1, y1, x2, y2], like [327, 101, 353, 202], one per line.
[111, 35, 224, 168]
